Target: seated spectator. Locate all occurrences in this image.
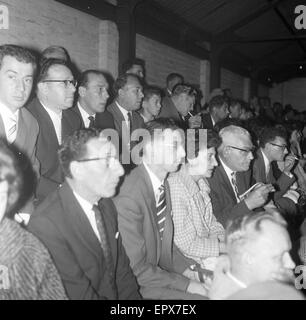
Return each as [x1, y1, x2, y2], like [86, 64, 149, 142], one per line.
[209, 211, 302, 300]
[202, 95, 229, 129]
[138, 86, 162, 123]
[239, 104, 254, 121]
[0, 140, 67, 300]
[72, 69, 115, 130]
[114, 119, 208, 299]
[159, 84, 201, 130]
[229, 99, 242, 119]
[208, 125, 274, 227]
[164, 73, 184, 97]
[27, 58, 81, 204]
[121, 58, 145, 79]
[28, 129, 140, 300]
[253, 125, 297, 215]
[168, 129, 225, 276]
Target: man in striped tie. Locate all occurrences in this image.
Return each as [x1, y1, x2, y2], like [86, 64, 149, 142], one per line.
[115, 118, 209, 299]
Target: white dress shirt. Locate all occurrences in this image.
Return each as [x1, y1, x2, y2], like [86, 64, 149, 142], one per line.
[115, 101, 130, 129]
[73, 191, 101, 242]
[77, 102, 95, 128]
[40, 101, 62, 144]
[260, 149, 270, 180]
[0, 101, 19, 143]
[143, 161, 164, 203]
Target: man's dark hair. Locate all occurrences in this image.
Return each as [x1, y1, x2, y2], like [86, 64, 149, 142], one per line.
[0, 139, 23, 219]
[78, 69, 105, 88]
[172, 84, 196, 98]
[0, 44, 37, 72]
[186, 129, 221, 159]
[58, 128, 100, 178]
[143, 86, 161, 102]
[37, 58, 72, 83]
[113, 73, 141, 97]
[208, 95, 228, 113]
[166, 73, 184, 86]
[258, 125, 287, 148]
[121, 58, 145, 74]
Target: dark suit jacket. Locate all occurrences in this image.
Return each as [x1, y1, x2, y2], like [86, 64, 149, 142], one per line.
[27, 97, 81, 203]
[201, 113, 214, 129]
[158, 96, 188, 129]
[207, 162, 253, 227]
[252, 149, 296, 214]
[107, 101, 144, 166]
[114, 164, 207, 300]
[71, 103, 115, 130]
[28, 182, 141, 300]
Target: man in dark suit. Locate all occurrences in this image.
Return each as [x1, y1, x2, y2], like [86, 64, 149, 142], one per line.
[208, 125, 274, 227]
[107, 73, 145, 167]
[114, 119, 208, 299]
[252, 126, 297, 215]
[158, 84, 201, 130]
[202, 95, 229, 129]
[28, 128, 141, 300]
[27, 59, 81, 204]
[0, 45, 40, 215]
[72, 70, 115, 130]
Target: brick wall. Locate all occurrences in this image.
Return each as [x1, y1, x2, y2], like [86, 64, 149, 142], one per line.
[269, 79, 306, 111]
[1, 0, 118, 76]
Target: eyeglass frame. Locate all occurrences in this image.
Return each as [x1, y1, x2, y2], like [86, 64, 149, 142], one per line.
[269, 142, 288, 151]
[227, 145, 255, 154]
[76, 155, 117, 167]
[41, 79, 78, 88]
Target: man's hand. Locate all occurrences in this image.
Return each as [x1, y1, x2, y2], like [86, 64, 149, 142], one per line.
[283, 154, 297, 174]
[244, 183, 275, 210]
[186, 280, 208, 296]
[188, 114, 202, 129]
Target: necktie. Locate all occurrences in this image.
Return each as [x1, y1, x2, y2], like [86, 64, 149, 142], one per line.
[7, 116, 17, 144]
[127, 112, 133, 133]
[156, 184, 167, 240]
[92, 205, 117, 294]
[231, 172, 240, 202]
[88, 116, 95, 128]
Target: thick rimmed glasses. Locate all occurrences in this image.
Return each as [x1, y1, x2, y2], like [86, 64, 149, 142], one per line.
[228, 145, 255, 154]
[76, 155, 117, 168]
[42, 79, 78, 88]
[269, 142, 287, 151]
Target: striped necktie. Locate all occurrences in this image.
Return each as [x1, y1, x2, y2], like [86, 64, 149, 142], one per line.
[156, 184, 167, 240]
[7, 116, 17, 144]
[92, 205, 117, 295]
[231, 172, 240, 202]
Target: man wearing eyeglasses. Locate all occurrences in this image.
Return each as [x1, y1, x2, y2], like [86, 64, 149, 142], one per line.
[208, 125, 275, 227]
[27, 58, 81, 204]
[28, 128, 141, 299]
[72, 70, 115, 130]
[253, 125, 298, 215]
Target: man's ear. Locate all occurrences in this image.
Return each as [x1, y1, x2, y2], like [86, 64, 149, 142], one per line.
[78, 86, 86, 98]
[69, 161, 82, 180]
[242, 251, 253, 265]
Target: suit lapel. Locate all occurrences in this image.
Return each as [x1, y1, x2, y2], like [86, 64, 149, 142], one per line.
[138, 164, 161, 259]
[15, 109, 27, 147]
[59, 183, 103, 262]
[218, 163, 237, 201]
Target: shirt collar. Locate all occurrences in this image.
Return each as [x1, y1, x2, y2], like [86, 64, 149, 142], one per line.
[40, 100, 62, 119]
[73, 190, 95, 213]
[78, 102, 95, 119]
[260, 148, 270, 173]
[219, 157, 235, 179]
[0, 100, 19, 120]
[115, 101, 130, 121]
[143, 161, 164, 200]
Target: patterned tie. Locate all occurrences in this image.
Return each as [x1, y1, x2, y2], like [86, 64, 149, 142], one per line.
[231, 172, 240, 202]
[7, 117, 17, 144]
[127, 112, 133, 133]
[156, 184, 167, 240]
[88, 116, 95, 128]
[92, 205, 117, 294]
